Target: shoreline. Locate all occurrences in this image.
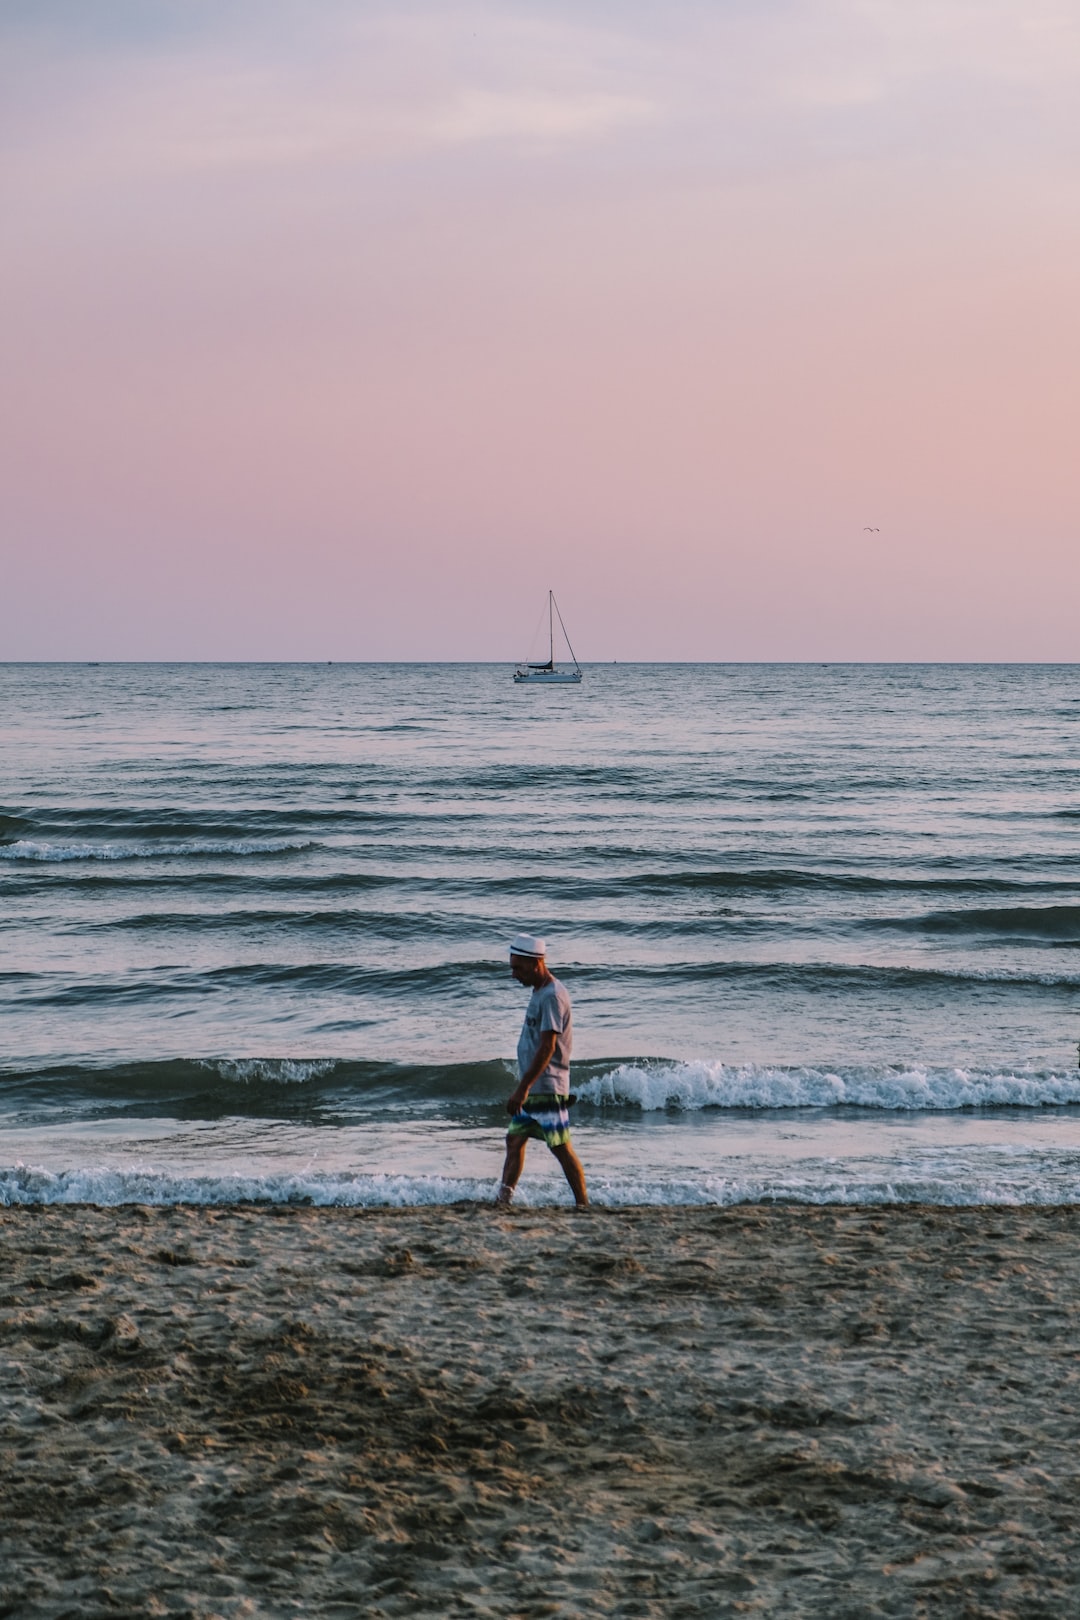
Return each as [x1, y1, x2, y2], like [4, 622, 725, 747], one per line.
[3, 1202, 1079, 1616]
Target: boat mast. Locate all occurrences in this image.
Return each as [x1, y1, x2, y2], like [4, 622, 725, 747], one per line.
[549, 590, 554, 669]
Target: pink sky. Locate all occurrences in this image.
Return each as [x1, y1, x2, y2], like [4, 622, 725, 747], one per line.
[2, 0, 1079, 660]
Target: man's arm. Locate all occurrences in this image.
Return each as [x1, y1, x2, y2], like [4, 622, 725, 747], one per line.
[508, 1031, 558, 1114]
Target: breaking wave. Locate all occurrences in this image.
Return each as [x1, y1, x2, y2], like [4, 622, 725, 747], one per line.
[5, 1157, 1080, 1208]
[3, 1056, 1080, 1115]
[198, 1057, 340, 1086]
[575, 1061, 1080, 1112]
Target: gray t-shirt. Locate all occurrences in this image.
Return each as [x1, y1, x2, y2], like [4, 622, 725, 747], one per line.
[517, 976, 573, 1096]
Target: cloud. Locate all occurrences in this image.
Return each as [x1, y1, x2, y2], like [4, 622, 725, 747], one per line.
[5, 0, 1080, 197]
[0, 6, 663, 188]
[430, 89, 657, 146]
[162, 84, 658, 175]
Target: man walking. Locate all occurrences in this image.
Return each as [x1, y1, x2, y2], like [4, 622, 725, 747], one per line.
[496, 934, 589, 1208]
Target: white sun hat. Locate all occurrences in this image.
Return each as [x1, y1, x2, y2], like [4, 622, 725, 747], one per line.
[509, 933, 546, 958]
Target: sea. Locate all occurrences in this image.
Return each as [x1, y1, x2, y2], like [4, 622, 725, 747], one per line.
[4, 661, 1080, 1210]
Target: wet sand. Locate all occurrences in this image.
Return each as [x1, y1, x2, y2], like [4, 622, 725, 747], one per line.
[2, 1202, 1079, 1618]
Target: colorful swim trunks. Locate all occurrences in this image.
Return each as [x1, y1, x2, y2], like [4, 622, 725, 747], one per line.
[508, 1093, 572, 1150]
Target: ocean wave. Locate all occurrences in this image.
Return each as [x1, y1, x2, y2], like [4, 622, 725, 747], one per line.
[606, 868, 1080, 897]
[0, 838, 313, 862]
[877, 905, 1080, 941]
[16, 946, 1075, 1010]
[0, 1056, 517, 1106]
[0, 807, 396, 838]
[7, 870, 396, 897]
[85, 907, 490, 938]
[4, 1055, 1079, 1116]
[575, 1061, 1080, 1112]
[0, 1054, 352, 1102]
[5, 1160, 1080, 1209]
[8, 958, 516, 1008]
[469, 960, 1080, 995]
[624, 960, 1080, 990]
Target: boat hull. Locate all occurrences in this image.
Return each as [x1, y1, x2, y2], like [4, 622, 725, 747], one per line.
[514, 670, 582, 684]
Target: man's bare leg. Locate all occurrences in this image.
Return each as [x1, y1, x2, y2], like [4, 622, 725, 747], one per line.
[496, 1134, 527, 1204]
[551, 1142, 588, 1208]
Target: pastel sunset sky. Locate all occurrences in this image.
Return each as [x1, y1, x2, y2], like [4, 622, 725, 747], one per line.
[3, 0, 1079, 660]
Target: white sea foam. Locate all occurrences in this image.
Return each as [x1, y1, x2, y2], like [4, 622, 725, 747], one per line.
[577, 1061, 1080, 1112]
[4, 1159, 1080, 1209]
[199, 1058, 339, 1085]
[0, 838, 311, 862]
[0, 1164, 487, 1208]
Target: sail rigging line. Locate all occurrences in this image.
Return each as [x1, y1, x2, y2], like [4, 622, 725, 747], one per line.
[551, 592, 580, 671]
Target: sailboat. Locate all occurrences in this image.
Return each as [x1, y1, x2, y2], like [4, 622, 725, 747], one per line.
[514, 591, 583, 684]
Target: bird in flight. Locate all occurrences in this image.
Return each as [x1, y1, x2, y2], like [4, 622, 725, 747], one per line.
[863, 526, 880, 532]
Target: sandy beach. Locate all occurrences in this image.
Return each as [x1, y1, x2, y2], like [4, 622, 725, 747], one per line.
[2, 1203, 1079, 1618]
